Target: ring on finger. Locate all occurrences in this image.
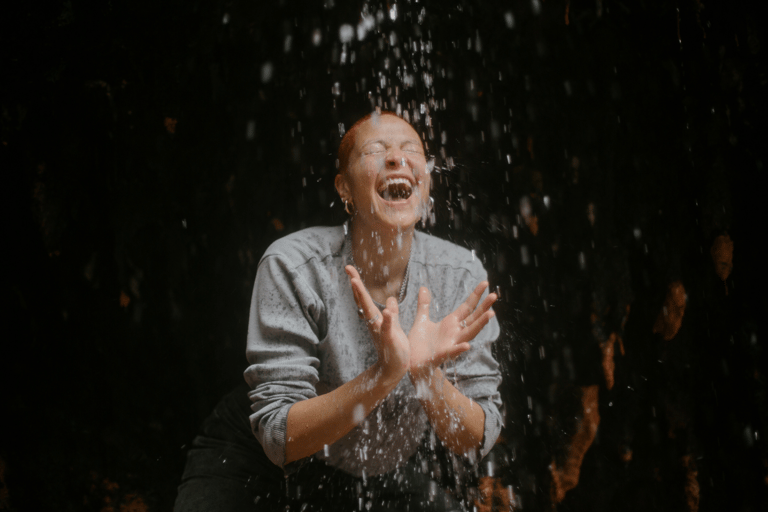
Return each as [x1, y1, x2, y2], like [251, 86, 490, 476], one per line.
[460, 320, 467, 329]
[367, 313, 380, 326]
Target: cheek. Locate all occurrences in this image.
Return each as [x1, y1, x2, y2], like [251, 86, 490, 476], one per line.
[417, 174, 431, 195]
[349, 171, 377, 196]
[358, 156, 381, 177]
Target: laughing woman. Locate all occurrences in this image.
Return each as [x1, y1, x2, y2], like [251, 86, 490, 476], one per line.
[175, 111, 503, 512]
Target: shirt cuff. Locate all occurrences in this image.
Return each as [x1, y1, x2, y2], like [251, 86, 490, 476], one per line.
[477, 399, 503, 459]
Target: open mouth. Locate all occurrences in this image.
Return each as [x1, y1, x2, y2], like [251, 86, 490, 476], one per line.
[378, 178, 413, 201]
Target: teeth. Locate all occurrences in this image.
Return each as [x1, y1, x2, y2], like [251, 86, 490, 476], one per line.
[383, 178, 412, 189]
[379, 177, 413, 201]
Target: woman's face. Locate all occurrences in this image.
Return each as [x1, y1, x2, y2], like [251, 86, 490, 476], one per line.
[335, 114, 431, 234]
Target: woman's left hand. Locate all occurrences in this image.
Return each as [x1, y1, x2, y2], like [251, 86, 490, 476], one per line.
[345, 265, 411, 379]
[407, 282, 497, 377]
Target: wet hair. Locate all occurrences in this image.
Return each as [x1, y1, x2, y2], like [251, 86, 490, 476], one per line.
[337, 111, 420, 174]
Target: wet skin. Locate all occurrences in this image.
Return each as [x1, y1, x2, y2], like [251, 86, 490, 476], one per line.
[285, 114, 496, 464]
[335, 114, 431, 236]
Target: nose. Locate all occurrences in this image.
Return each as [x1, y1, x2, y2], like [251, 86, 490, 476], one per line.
[385, 149, 407, 170]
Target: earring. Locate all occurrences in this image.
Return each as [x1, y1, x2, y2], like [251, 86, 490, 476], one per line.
[344, 199, 355, 215]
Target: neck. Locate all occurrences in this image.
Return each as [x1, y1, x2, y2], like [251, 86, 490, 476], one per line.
[349, 220, 414, 303]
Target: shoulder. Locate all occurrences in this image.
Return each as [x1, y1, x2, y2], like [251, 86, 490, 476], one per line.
[260, 226, 345, 269]
[414, 230, 487, 280]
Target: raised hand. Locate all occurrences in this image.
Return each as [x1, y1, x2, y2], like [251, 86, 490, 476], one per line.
[407, 282, 497, 377]
[345, 265, 410, 379]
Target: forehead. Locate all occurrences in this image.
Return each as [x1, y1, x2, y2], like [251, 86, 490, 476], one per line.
[355, 115, 422, 147]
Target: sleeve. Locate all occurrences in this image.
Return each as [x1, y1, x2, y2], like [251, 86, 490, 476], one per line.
[444, 262, 503, 460]
[243, 254, 325, 469]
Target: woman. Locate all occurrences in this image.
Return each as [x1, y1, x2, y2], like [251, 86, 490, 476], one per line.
[176, 111, 502, 512]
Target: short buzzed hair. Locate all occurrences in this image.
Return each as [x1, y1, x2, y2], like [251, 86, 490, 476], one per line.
[337, 111, 418, 174]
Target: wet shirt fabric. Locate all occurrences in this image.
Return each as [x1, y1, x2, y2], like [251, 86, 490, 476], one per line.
[244, 225, 502, 477]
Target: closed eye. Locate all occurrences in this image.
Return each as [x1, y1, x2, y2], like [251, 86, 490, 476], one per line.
[362, 142, 386, 154]
[402, 142, 424, 155]
[403, 148, 425, 157]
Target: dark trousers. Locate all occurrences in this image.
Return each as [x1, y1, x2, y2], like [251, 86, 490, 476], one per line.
[174, 384, 470, 512]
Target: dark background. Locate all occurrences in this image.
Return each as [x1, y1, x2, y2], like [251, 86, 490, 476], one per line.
[2, 0, 766, 510]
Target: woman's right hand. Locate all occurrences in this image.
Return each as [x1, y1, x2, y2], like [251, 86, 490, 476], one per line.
[407, 282, 497, 378]
[345, 265, 410, 380]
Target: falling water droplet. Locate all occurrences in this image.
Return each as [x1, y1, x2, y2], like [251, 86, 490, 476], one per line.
[504, 11, 515, 28]
[353, 403, 365, 424]
[339, 24, 354, 43]
[261, 62, 274, 83]
[389, 3, 398, 20]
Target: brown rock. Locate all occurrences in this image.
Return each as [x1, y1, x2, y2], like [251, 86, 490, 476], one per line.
[119, 493, 148, 512]
[550, 385, 601, 503]
[475, 476, 515, 511]
[164, 117, 177, 134]
[710, 234, 733, 295]
[600, 333, 619, 390]
[682, 455, 700, 512]
[653, 281, 686, 341]
[619, 446, 633, 463]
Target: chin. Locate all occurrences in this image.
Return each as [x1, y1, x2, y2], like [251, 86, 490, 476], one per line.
[354, 195, 427, 233]
[376, 212, 423, 233]
[379, 200, 424, 227]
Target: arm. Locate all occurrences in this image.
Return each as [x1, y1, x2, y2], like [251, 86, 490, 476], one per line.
[408, 284, 498, 456]
[285, 267, 410, 463]
[246, 256, 408, 468]
[410, 367, 486, 455]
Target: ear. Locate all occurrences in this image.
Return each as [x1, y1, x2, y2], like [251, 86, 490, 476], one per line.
[335, 173, 350, 201]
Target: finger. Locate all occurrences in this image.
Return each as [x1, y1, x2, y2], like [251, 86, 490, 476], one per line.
[459, 310, 496, 344]
[385, 296, 399, 321]
[464, 292, 497, 326]
[380, 307, 394, 335]
[347, 267, 382, 326]
[456, 281, 489, 320]
[446, 342, 471, 360]
[377, 298, 399, 336]
[417, 287, 431, 318]
[345, 264, 361, 280]
[348, 276, 364, 308]
[348, 274, 374, 312]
